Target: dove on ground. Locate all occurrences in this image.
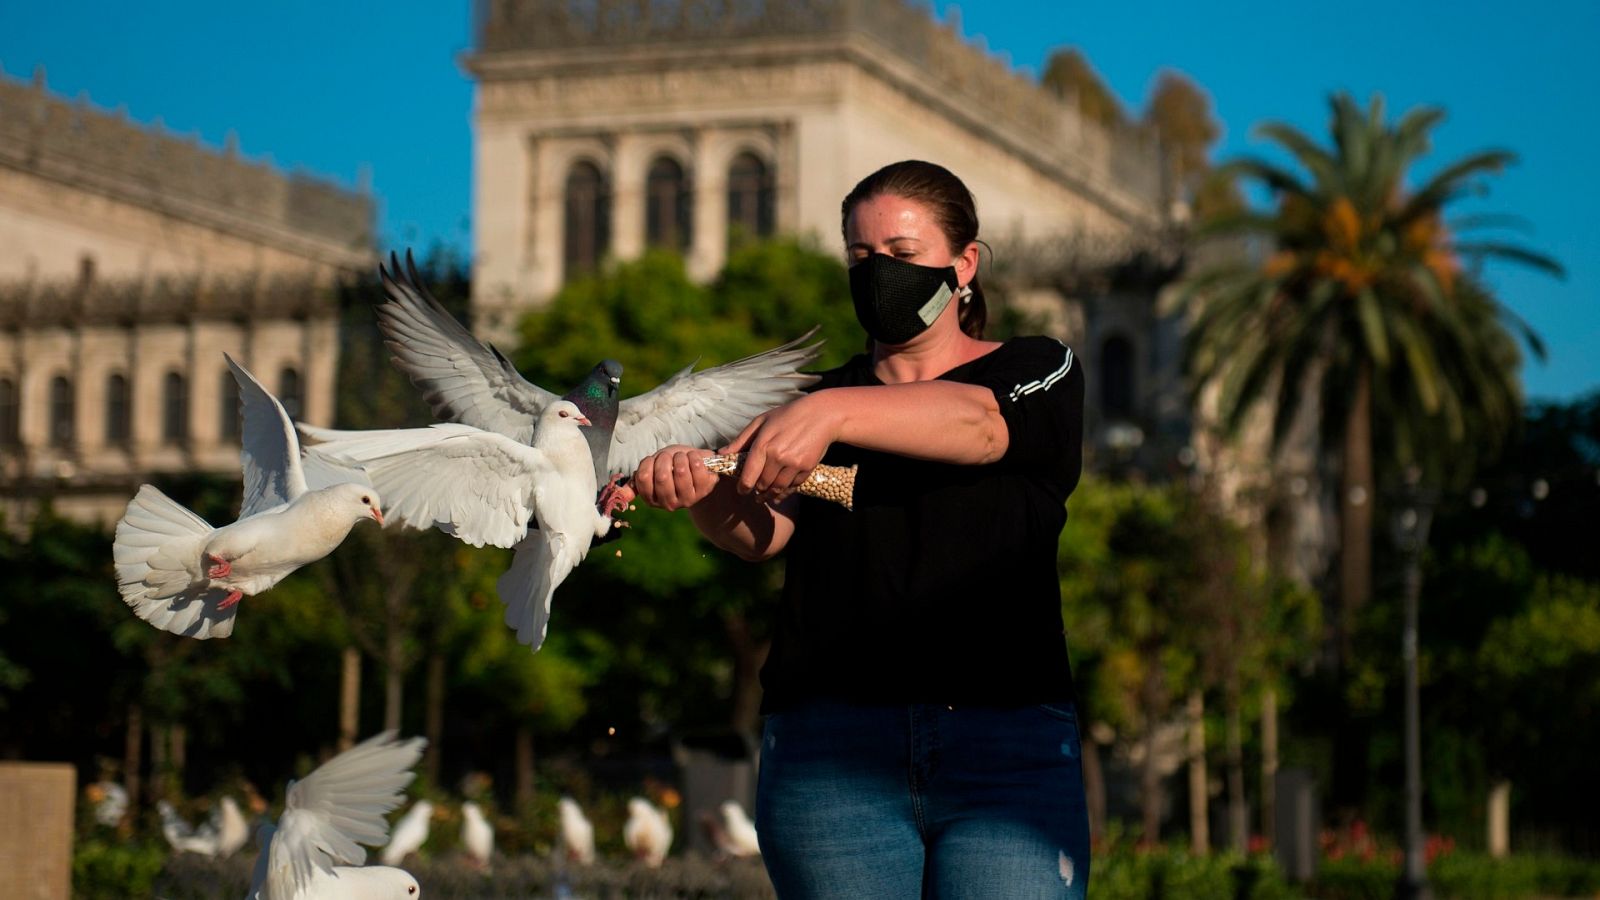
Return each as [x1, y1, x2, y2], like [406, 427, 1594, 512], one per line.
[245, 731, 425, 900]
[300, 401, 614, 652]
[371, 249, 821, 482]
[719, 800, 761, 858]
[623, 797, 673, 868]
[557, 797, 595, 866]
[113, 354, 383, 639]
[380, 799, 434, 868]
[460, 801, 493, 870]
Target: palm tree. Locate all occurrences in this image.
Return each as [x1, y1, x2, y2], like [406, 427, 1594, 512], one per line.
[1176, 93, 1561, 662]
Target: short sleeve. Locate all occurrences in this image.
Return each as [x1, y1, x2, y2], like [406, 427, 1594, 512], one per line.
[969, 339, 1084, 483]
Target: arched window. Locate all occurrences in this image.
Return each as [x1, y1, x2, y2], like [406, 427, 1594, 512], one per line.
[0, 378, 19, 447]
[163, 371, 189, 445]
[727, 152, 775, 242]
[645, 155, 691, 253]
[1100, 335, 1135, 421]
[105, 373, 131, 445]
[219, 369, 241, 441]
[49, 375, 75, 448]
[278, 367, 303, 421]
[563, 160, 611, 279]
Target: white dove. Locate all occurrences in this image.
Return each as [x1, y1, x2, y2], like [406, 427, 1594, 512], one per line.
[87, 781, 128, 828]
[460, 801, 493, 869]
[370, 250, 822, 482]
[379, 799, 434, 867]
[719, 800, 761, 858]
[623, 797, 673, 869]
[300, 401, 614, 652]
[245, 731, 425, 900]
[557, 797, 595, 866]
[160, 795, 252, 857]
[114, 354, 383, 639]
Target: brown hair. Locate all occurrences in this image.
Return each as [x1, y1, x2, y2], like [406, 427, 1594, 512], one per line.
[841, 160, 987, 338]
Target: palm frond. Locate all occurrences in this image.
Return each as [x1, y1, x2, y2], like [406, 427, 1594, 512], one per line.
[1453, 241, 1567, 279]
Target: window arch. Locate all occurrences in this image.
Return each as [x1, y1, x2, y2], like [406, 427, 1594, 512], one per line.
[49, 375, 75, 448]
[1100, 334, 1135, 421]
[563, 160, 611, 279]
[727, 151, 775, 242]
[0, 377, 19, 447]
[163, 371, 189, 445]
[645, 155, 692, 253]
[278, 367, 303, 421]
[105, 373, 131, 446]
[219, 369, 241, 441]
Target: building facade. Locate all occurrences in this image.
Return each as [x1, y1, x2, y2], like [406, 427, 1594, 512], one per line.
[0, 67, 375, 526]
[464, 0, 1189, 459]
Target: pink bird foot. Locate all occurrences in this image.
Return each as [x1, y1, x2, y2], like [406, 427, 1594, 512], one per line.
[598, 475, 634, 518]
[217, 590, 244, 611]
[206, 553, 232, 579]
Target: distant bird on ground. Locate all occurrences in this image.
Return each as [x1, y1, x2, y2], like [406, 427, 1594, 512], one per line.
[370, 249, 821, 493]
[245, 731, 425, 900]
[86, 781, 128, 828]
[155, 796, 249, 858]
[300, 401, 615, 652]
[719, 800, 761, 858]
[114, 354, 383, 639]
[623, 797, 673, 868]
[460, 801, 493, 870]
[557, 797, 595, 866]
[380, 799, 434, 867]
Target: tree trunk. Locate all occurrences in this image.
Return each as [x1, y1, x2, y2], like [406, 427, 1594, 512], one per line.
[339, 646, 361, 752]
[170, 723, 187, 796]
[424, 652, 446, 786]
[124, 703, 143, 815]
[1339, 364, 1374, 664]
[1262, 687, 1279, 847]
[1187, 690, 1209, 854]
[515, 724, 536, 806]
[1082, 728, 1107, 842]
[1225, 683, 1248, 851]
[149, 723, 169, 802]
[1139, 662, 1165, 845]
[722, 612, 768, 735]
[384, 627, 404, 733]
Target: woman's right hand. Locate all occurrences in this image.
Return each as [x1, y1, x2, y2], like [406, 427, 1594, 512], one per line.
[631, 445, 721, 511]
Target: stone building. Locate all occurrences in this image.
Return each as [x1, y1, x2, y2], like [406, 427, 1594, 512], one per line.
[464, 0, 1188, 456]
[0, 66, 375, 526]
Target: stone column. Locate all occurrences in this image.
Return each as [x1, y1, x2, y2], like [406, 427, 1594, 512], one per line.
[611, 132, 648, 263]
[689, 128, 727, 280]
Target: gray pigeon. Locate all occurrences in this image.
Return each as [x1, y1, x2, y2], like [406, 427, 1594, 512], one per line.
[372, 250, 822, 501]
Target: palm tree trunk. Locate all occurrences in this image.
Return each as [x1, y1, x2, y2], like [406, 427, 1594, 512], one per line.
[339, 646, 361, 752]
[123, 703, 142, 816]
[1140, 662, 1165, 845]
[1187, 690, 1209, 854]
[1226, 682, 1248, 851]
[515, 724, 536, 806]
[384, 627, 404, 733]
[1339, 364, 1374, 663]
[1262, 687, 1279, 846]
[424, 652, 445, 785]
[1082, 729, 1107, 842]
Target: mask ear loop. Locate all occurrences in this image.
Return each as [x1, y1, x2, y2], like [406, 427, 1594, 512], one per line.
[962, 238, 993, 304]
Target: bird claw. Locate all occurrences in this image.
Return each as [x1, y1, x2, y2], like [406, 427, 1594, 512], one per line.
[597, 475, 634, 519]
[205, 554, 232, 580]
[217, 590, 244, 611]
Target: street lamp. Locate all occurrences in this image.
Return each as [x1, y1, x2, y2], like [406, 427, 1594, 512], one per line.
[1391, 467, 1436, 900]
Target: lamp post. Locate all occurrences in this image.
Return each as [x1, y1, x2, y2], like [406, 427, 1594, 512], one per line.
[1392, 468, 1435, 900]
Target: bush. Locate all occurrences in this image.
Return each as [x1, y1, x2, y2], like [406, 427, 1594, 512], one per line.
[73, 838, 167, 900]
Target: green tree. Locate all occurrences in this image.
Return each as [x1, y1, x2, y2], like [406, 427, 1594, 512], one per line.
[1041, 48, 1126, 130]
[1175, 93, 1561, 667]
[1142, 70, 1240, 219]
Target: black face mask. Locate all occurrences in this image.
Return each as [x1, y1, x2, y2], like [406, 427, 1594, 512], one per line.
[848, 253, 960, 345]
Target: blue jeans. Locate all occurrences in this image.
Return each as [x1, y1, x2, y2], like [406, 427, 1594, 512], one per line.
[755, 700, 1090, 899]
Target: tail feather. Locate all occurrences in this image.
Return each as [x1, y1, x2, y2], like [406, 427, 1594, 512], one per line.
[113, 485, 238, 640]
[497, 533, 573, 652]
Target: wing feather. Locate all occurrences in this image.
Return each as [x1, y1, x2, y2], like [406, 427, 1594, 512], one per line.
[609, 329, 822, 474]
[374, 250, 556, 442]
[226, 354, 308, 518]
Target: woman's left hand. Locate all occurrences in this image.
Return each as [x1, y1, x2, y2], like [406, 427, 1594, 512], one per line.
[720, 393, 840, 501]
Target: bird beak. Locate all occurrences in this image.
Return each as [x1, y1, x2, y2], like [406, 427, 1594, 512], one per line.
[371, 507, 385, 526]
[609, 377, 620, 385]
[577, 416, 592, 427]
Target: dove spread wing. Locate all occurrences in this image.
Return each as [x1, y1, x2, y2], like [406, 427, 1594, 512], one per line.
[299, 423, 554, 549]
[608, 329, 823, 475]
[226, 354, 309, 519]
[265, 732, 425, 900]
[375, 251, 556, 443]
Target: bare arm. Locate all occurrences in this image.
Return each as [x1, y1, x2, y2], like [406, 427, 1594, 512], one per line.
[720, 381, 1009, 495]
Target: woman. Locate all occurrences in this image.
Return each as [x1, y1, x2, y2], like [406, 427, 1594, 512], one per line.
[632, 160, 1088, 898]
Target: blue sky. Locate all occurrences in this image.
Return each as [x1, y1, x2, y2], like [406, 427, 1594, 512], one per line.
[4, 1, 1594, 400]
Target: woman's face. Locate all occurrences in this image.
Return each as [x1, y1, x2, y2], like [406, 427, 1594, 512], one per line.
[845, 193, 977, 286]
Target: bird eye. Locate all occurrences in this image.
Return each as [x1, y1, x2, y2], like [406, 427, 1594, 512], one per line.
[559, 410, 569, 417]
[361, 495, 370, 505]
[408, 888, 417, 895]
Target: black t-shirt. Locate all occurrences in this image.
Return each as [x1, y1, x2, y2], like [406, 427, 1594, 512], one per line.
[760, 335, 1085, 712]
